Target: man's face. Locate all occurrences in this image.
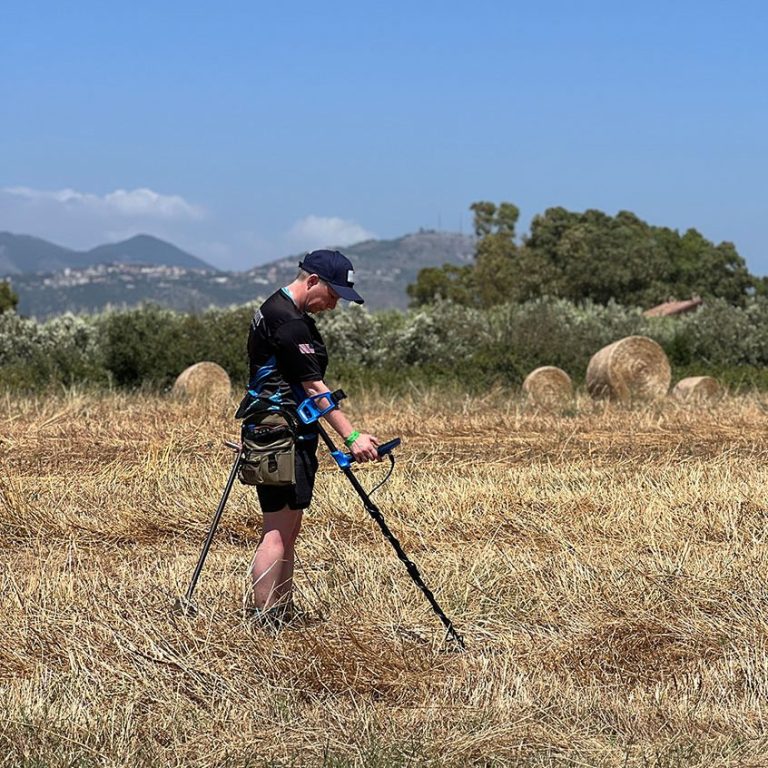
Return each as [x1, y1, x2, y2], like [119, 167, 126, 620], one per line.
[306, 275, 339, 312]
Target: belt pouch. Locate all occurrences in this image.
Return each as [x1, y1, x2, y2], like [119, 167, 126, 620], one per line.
[238, 413, 296, 486]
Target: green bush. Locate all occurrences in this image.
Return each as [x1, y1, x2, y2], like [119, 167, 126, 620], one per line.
[0, 312, 106, 390]
[96, 305, 187, 387]
[667, 298, 768, 367]
[4, 297, 768, 393]
[469, 299, 650, 384]
[94, 304, 254, 389]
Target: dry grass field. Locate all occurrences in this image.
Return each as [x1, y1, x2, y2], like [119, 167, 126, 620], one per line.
[2, 387, 768, 766]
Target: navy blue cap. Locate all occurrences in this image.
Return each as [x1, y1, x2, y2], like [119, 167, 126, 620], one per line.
[299, 250, 364, 304]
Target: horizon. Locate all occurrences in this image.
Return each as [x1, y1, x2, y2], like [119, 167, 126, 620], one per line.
[3, 215, 765, 277]
[0, 227, 474, 274]
[2, 1, 766, 273]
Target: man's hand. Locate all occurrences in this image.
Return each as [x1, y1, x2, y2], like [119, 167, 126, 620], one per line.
[349, 433, 380, 463]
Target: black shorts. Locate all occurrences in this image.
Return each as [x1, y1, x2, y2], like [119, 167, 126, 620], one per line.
[256, 435, 319, 513]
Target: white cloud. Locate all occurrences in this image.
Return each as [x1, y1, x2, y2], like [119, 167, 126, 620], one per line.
[0, 189, 379, 271]
[287, 215, 375, 251]
[2, 186, 203, 220]
[104, 188, 201, 218]
[0, 185, 208, 256]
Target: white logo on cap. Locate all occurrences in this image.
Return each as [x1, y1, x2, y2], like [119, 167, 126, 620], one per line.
[347, 270, 354, 283]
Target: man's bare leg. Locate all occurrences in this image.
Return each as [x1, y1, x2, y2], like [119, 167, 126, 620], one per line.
[275, 510, 302, 607]
[250, 506, 302, 611]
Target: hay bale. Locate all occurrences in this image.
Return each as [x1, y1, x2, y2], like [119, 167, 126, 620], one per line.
[671, 376, 722, 402]
[172, 362, 231, 400]
[586, 336, 671, 401]
[522, 366, 573, 407]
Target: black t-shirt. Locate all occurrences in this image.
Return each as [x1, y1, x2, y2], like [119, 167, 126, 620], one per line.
[238, 288, 328, 433]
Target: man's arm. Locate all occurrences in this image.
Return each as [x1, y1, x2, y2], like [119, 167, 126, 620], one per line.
[302, 379, 380, 463]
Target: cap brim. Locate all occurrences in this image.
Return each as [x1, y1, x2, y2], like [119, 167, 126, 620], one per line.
[330, 283, 364, 304]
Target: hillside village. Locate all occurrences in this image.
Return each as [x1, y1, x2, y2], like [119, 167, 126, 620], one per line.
[4, 231, 475, 318]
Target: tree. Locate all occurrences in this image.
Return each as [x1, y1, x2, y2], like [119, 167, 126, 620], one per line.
[0, 281, 18, 314]
[406, 264, 477, 307]
[545, 209, 667, 305]
[408, 200, 521, 307]
[409, 201, 756, 308]
[471, 201, 521, 307]
[523, 207, 755, 306]
[470, 201, 519, 238]
[667, 229, 753, 305]
[754, 276, 768, 298]
[469, 201, 497, 237]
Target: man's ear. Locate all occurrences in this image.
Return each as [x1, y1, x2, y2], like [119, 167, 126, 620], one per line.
[306, 274, 320, 288]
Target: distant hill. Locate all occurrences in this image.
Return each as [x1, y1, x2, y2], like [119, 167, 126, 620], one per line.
[86, 235, 214, 270]
[0, 233, 81, 276]
[8, 231, 475, 318]
[0, 232, 214, 275]
[242, 231, 476, 310]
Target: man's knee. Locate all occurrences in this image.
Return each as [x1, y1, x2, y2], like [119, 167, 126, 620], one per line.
[258, 528, 289, 559]
[263, 508, 302, 540]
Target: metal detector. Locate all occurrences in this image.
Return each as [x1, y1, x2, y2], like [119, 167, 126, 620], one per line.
[299, 390, 466, 650]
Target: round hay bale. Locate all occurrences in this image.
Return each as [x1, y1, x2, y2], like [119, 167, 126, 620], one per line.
[671, 375, 722, 402]
[172, 362, 231, 400]
[586, 336, 671, 401]
[522, 366, 573, 408]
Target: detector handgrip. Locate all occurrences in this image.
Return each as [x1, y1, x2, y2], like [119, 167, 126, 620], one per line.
[376, 437, 401, 457]
[331, 437, 401, 469]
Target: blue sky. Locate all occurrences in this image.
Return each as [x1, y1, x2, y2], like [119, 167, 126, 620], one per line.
[1, 1, 766, 272]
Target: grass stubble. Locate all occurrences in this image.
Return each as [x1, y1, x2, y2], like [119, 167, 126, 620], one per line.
[2, 387, 768, 766]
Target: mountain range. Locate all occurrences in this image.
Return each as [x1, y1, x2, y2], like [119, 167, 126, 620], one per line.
[0, 232, 212, 275]
[2, 231, 475, 317]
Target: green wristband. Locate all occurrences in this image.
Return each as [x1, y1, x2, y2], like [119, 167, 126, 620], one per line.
[344, 430, 361, 447]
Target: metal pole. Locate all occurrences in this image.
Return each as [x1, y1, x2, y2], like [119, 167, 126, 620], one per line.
[174, 443, 242, 616]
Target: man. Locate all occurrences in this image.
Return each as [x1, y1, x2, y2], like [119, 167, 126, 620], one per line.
[236, 249, 380, 627]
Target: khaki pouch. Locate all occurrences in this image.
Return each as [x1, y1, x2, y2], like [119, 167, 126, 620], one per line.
[238, 413, 296, 486]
